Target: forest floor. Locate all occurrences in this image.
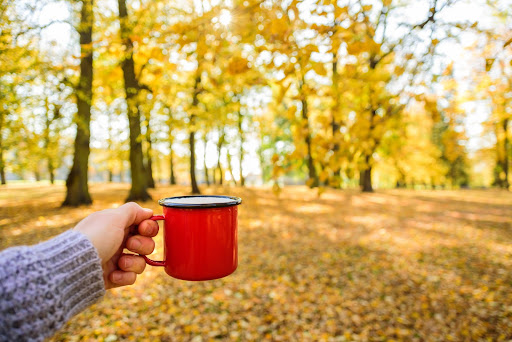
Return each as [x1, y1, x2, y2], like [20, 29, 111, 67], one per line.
[1, 183, 512, 341]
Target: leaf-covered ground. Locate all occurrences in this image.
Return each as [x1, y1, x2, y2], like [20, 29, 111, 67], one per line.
[1, 184, 512, 341]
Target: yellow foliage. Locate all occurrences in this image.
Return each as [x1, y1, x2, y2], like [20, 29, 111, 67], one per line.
[227, 56, 250, 75]
[312, 63, 327, 76]
[286, 105, 297, 120]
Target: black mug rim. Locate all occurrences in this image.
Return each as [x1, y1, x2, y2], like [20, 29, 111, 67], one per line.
[158, 195, 242, 209]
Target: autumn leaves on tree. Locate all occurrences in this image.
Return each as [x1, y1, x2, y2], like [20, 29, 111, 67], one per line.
[0, 0, 510, 197]
[63, 0, 94, 206]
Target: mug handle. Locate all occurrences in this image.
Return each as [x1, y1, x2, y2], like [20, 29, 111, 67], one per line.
[140, 215, 166, 267]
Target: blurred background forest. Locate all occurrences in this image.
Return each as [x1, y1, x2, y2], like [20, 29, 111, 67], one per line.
[0, 0, 510, 204]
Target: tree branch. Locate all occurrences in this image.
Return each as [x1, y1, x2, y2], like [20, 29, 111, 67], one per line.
[14, 20, 74, 42]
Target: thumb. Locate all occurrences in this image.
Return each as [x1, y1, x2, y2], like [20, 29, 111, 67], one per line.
[117, 202, 154, 228]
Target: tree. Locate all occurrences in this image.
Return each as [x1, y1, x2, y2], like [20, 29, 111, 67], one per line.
[202, 132, 210, 186]
[0, 83, 19, 185]
[63, 0, 94, 206]
[237, 109, 245, 186]
[189, 73, 201, 194]
[167, 108, 178, 186]
[0, 0, 23, 185]
[379, 100, 446, 188]
[142, 103, 156, 188]
[260, 1, 322, 188]
[117, 0, 151, 201]
[43, 99, 62, 184]
[314, 0, 465, 191]
[0, 108, 4, 185]
[215, 126, 225, 186]
[484, 38, 511, 189]
[480, 75, 511, 189]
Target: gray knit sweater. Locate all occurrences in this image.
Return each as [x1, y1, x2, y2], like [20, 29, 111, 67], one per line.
[0, 230, 106, 341]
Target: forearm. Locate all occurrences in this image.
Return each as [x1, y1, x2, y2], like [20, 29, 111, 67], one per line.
[0, 230, 105, 342]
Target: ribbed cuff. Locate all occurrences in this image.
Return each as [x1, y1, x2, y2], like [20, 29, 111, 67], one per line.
[33, 230, 106, 320]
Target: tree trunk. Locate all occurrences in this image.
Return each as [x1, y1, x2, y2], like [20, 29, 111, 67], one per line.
[203, 133, 210, 186]
[360, 154, 373, 192]
[119, 160, 124, 183]
[216, 159, 223, 185]
[257, 142, 266, 184]
[0, 111, 4, 185]
[331, 51, 341, 188]
[227, 150, 237, 186]
[168, 109, 177, 185]
[0, 159, 5, 185]
[106, 109, 113, 183]
[49, 160, 55, 184]
[44, 99, 55, 185]
[212, 157, 217, 184]
[62, 0, 94, 206]
[189, 127, 200, 194]
[494, 118, 510, 189]
[169, 143, 176, 185]
[395, 172, 406, 188]
[144, 112, 155, 188]
[216, 129, 225, 185]
[118, 0, 151, 202]
[126, 107, 150, 201]
[154, 154, 161, 186]
[502, 118, 509, 189]
[34, 170, 41, 182]
[238, 110, 245, 186]
[300, 81, 318, 188]
[189, 74, 201, 194]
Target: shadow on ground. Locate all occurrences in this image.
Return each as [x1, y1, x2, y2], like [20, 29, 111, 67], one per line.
[1, 184, 511, 341]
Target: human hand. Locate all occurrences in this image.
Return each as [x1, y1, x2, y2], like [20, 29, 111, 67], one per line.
[74, 202, 159, 289]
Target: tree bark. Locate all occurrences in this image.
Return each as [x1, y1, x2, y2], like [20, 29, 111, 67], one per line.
[44, 99, 55, 185]
[359, 71, 378, 193]
[189, 75, 201, 194]
[118, 0, 151, 201]
[169, 142, 176, 185]
[494, 118, 510, 189]
[331, 52, 341, 188]
[144, 112, 155, 188]
[0, 111, 4, 185]
[168, 109, 177, 185]
[0, 159, 5, 185]
[212, 156, 217, 184]
[216, 129, 225, 185]
[62, 0, 94, 206]
[504, 118, 510, 189]
[238, 110, 245, 186]
[189, 126, 200, 194]
[395, 165, 406, 189]
[300, 78, 318, 188]
[203, 133, 210, 186]
[107, 110, 113, 183]
[48, 160, 55, 184]
[360, 154, 373, 192]
[119, 160, 124, 183]
[227, 149, 237, 186]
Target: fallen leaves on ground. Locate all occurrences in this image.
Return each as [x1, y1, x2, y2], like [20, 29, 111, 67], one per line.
[1, 184, 512, 341]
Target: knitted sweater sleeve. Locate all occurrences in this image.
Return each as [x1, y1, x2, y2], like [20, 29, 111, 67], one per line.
[0, 230, 106, 342]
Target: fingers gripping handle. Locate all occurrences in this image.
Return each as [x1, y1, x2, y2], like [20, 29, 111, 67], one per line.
[142, 215, 166, 267]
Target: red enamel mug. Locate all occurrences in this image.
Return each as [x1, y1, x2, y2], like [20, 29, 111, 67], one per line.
[143, 195, 241, 281]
